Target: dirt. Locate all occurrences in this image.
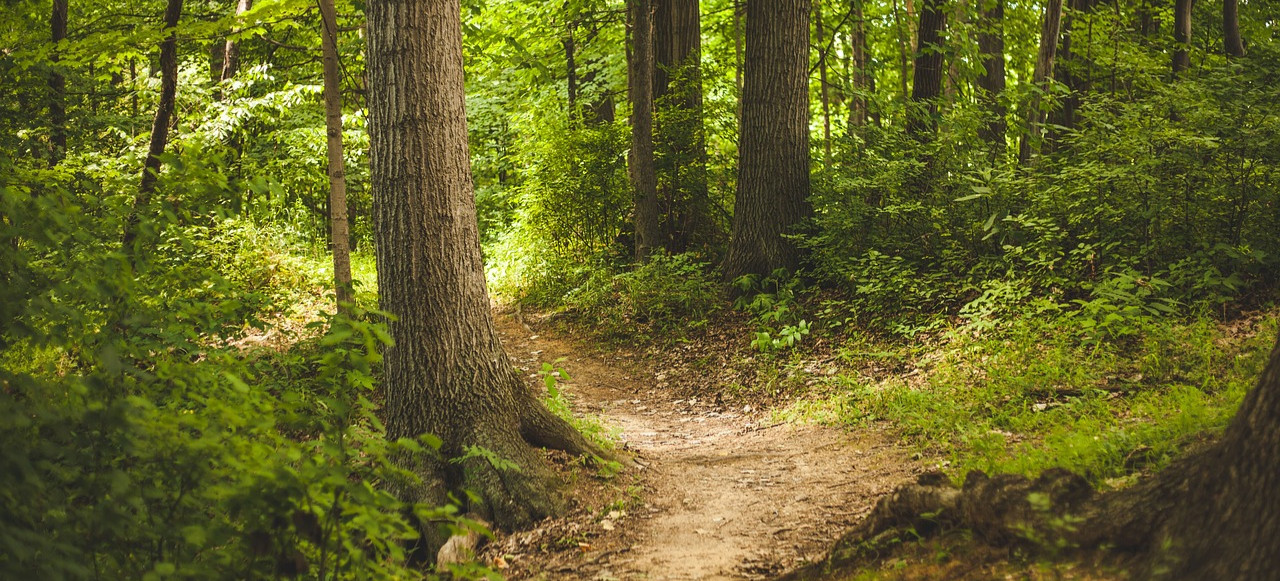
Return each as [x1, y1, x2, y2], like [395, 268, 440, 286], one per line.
[488, 314, 919, 580]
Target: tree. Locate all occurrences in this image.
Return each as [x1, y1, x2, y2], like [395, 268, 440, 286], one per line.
[365, 0, 602, 548]
[1172, 0, 1191, 74]
[975, 0, 1006, 154]
[722, 0, 811, 282]
[49, 0, 67, 166]
[906, 0, 947, 136]
[1017, 0, 1063, 165]
[1223, 0, 1245, 58]
[318, 0, 352, 309]
[121, 0, 183, 254]
[629, 0, 662, 261]
[219, 0, 252, 87]
[653, 0, 710, 252]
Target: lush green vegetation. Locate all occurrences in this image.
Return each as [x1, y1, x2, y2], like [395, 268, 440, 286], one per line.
[2, 0, 1277, 577]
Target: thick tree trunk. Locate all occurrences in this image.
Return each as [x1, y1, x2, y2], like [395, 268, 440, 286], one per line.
[1223, 0, 1244, 57]
[319, 0, 352, 309]
[1172, 0, 1192, 74]
[976, 0, 1006, 155]
[366, 0, 601, 544]
[1017, 0, 1063, 165]
[722, 0, 811, 282]
[49, 0, 67, 166]
[220, 0, 252, 88]
[121, 0, 183, 254]
[786, 333, 1280, 580]
[628, 0, 662, 261]
[906, 0, 946, 137]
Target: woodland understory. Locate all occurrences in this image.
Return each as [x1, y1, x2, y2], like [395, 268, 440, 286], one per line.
[3, 0, 1280, 579]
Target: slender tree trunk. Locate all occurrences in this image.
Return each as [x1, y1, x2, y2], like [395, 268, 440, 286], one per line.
[1172, 0, 1191, 74]
[850, 0, 870, 128]
[366, 0, 601, 549]
[1223, 0, 1244, 57]
[121, 0, 183, 254]
[892, 0, 911, 111]
[219, 0, 252, 88]
[629, 0, 661, 261]
[816, 0, 833, 168]
[723, 0, 812, 282]
[1017, 0, 1063, 165]
[907, 0, 947, 137]
[976, 0, 1006, 155]
[49, 0, 67, 166]
[319, 0, 352, 309]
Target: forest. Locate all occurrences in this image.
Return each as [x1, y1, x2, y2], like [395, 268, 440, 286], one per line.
[2, 0, 1279, 578]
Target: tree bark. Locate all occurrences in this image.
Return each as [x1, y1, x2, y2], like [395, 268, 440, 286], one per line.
[849, 0, 870, 129]
[628, 0, 662, 261]
[651, 0, 708, 253]
[367, 0, 602, 545]
[1172, 0, 1192, 74]
[906, 0, 947, 137]
[1223, 0, 1244, 57]
[220, 0, 252, 87]
[976, 0, 1006, 155]
[722, 0, 812, 282]
[49, 0, 67, 166]
[319, 0, 352, 310]
[1017, 0, 1063, 165]
[121, 0, 183, 254]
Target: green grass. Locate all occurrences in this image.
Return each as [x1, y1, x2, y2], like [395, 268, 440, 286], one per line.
[779, 312, 1278, 486]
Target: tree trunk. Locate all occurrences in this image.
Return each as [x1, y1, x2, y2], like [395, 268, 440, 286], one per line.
[49, 0, 67, 166]
[628, 0, 662, 261]
[220, 0, 252, 88]
[366, 0, 602, 545]
[906, 0, 947, 137]
[121, 0, 183, 254]
[815, 0, 833, 168]
[892, 0, 911, 111]
[1017, 0, 1063, 165]
[319, 0, 352, 310]
[1172, 0, 1191, 74]
[976, 0, 1006, 156]
[651, 0, 708, 253]
[722, 0, 811, 282]
[1223, 0, 1244, 57]
[784, 332, 1280, 580]
[850, 0, 870, 129]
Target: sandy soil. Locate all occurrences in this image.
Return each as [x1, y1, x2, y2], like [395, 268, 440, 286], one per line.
[489, 315, 919, 580]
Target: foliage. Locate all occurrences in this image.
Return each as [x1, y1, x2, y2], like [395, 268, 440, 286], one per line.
[563, 252, 720, 342]
[733, 269, 812, 352]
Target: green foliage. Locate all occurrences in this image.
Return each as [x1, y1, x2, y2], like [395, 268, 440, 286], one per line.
[733, 269, 813, 352]
[560, 252, 720, 342]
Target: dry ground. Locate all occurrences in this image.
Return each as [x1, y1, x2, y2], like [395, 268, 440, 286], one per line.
[485, 315, 919, 580]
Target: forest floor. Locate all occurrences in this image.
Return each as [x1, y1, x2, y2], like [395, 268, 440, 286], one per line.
[484, 313, 920, 580]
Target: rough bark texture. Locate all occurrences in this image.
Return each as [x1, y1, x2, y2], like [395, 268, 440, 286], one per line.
[849, 0, 870, 129]
[783, 333, 1280, 581]
[366, 0, 601, 546]
[975, 0, 1006, 154]
[722, 0, 811, 282]
[906, 0, 946, 137]
[319, 0, 352, 309]
[1017, 0, 1063, 165]
[121, 0, 183, 253]
[1172, 0, 1192, 74]
[49, 0, 67, 166]
[1223, 0, 1244, 58]
[628, 0, 662, 262]
[220, 0, 252, 86]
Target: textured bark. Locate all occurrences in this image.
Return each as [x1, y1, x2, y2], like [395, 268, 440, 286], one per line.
[906, 0, 946, 137]
[628, 0, 661, 261]
[49, 0, 67, 166]
[1223, 0, 1244, 57]
[784, 332, 1280, 580]
[1017, 0, 1063, 165]
[722, 0, 811, 282]
[319, 0, 352, 309]
[849, 0, 870, 129]
[976, 0, 1006, 154]
[1172, 0, 1192, 74]
[121, 0, 183, 254]
[366, 0, 602, 543]
[220, 0, 252, 87]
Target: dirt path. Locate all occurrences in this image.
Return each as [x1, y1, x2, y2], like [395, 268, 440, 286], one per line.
[494, 315, 917, 580]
